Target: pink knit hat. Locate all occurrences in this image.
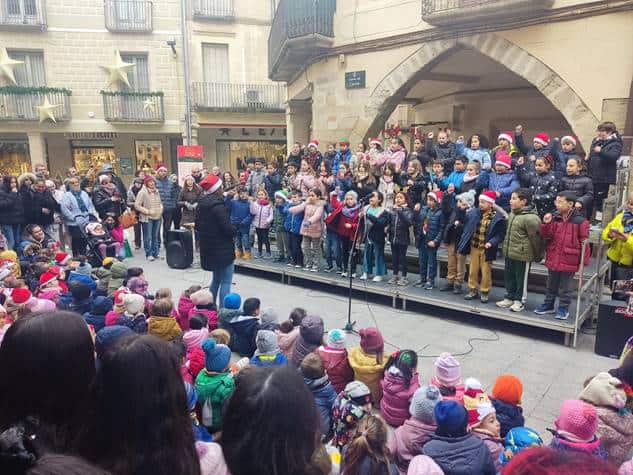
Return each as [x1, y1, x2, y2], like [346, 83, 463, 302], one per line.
[555, 399, 598, 443]
[183, 328, 209, 353]
[407, 455, 444, 475]
[434, 352, 461, 387]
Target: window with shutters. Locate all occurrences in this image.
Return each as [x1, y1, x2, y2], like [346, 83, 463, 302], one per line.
[9, 50, 45, 86]
[202, 43, 229, 83]
[120, 53, 149, 91]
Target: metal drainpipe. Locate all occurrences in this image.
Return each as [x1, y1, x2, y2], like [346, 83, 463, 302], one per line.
[180, 0, 193, 145]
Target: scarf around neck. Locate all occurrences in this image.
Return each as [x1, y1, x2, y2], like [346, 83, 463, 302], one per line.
[342, 203, 361, 218]
[623, 210, 633, 233]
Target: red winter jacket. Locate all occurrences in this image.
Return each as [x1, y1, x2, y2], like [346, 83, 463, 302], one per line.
[188, 307, 218, 331]
[177, 295, 195, 330]
[541, 210, 590, 272]
[187, 346, 205, 381]
[325, 194, 360, 240]
[317, 345, 354, 394]
[380, 369, 421, 427]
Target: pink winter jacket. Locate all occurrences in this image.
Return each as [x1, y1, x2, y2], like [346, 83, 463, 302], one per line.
[187, 307, 218, 331]
[250, 200, 274, 229]
[289, 200, 324, 239]
[380, 369, 421, 427]
[317, 345, 354, 394]
[375, 148, 406, 173]
[473, 430, 503, 472]
[105, 310, 122, 327]
[277, 326, 300, 358]
[430, 376, 465, 405]
[292, 172, 317, 198]
[178, 295, 195, 329]
[595, 406, 633, 466]
[388, 418, 436, 474]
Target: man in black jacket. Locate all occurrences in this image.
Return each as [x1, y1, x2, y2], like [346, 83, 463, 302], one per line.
[196, 174, 236, 307]
[29, 177, 60, 234]
[587, 121, 623, 213]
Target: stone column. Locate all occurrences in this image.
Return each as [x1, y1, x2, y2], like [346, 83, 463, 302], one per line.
[27, 132, 47, 170]
[286, 100, 311, 148]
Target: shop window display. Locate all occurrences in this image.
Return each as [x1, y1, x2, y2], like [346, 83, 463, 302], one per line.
[217, 140, 286, 175]
[0, 140, 31, 175]
[72, 147, 119, 175]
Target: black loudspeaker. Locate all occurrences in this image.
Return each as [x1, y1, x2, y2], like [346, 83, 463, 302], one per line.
[595, 300, 633, 358]
[166, 229, 193, 269]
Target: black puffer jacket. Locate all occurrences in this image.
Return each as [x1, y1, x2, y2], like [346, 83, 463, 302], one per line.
[587, 133, 623, 184]
[388, 206, 414, 246]
[0, 188, 25, 225]
[363, 208, 390, 245]
[398, 172, 427, 208]
[559, 172, 593, 214]
[93, 187, 125, 219]
[516, 166, 558, 217]
[29, 189, 60, 226]
[196, 192, 236, 271]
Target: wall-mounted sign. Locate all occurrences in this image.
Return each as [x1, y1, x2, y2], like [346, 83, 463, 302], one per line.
[177, 145, 204, 159]
[177, 145, 204, 185]
[345, 71, 366, 89]
[119, 157, 133, 175]
[65, 132, 119, 139]
[215, 127, 286, 138]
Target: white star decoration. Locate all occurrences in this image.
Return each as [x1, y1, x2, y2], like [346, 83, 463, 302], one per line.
[100, 50, 135, 88]
[143, 97, 156, 113]
[0, 47, 23, 85]
[35, 96, 61, 123]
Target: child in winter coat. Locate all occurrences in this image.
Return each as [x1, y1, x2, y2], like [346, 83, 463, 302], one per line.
[460, 161, 480, 195]
[515, 127, 552, 168]
[183, 313, 209, 379]
[316, 160, 333, 197]
[341, 415, 399, 474]
[535, 190, 589, 320]
[61, 280, 93, 315]
[284, 190, 304, 267]
[327, 190, 361, 278]
[360, 191, 389, 282]
[300, 353, 337, 437]
[461, 191, 507, 303]
[498, 427, 544, 467]
[105, 289, 128, 326]
[282, 162, 297, 191]
[289, 188, 324, 272]
[388, 385, 442, 474]
[293, 160, 318, 199]
[548, 399, 608, 460]
[428, 161, 445, 192]
[477, 153, 519, 211]
[273, 190, 290, 263]
[276, 307, 305, 358]
[333, 140, 353, 176]
[398, 159, 427, 212]
[551, 135, 578, 178]
[116, 293, 147, 333]
[455, 133, 491, 170]
[290, 314, 324, 367]
[348, 327, 386, 404]
[426, 131, 457, 173]
[422, 400, 496, 475]
[147, 298, 182, 342]
[331, 380, 373, 450]
[82, 295, 111, 332]
[189, 289, 218, 330]
[430, 353, 464, 404]
[226, 296, 260, 357]
[559, 156, 594, 217]
[578, 372, 633, 465]
[106, 261, 127, 297]
[264, 163, 281, 199]
[491, 374, 525, 438]
[415, 190, 446, 290]
[333, 163, 353, 199]
[317, 328, 354, 394]
[250, 329, 288, 367]
[378, 166, 398, 210]
[376, 138, 406, 174]
[323, 193, 343, 274]
[195, 338, 235, 432]
[388, 192, 414, 286]
[249, 189, 274, 259]
[227, 186, 253, 259]
[217, 292, 240, 329]
[93, 257, 113, 296]
[440, 156, 467, 194]
[176, 284, 201, 331]
[490, 131, 519, 166]
[497, 188, 543, 312]
[441, 190, 475, 294]
[380, 350, 421, 427]
[352, 161, 377, 202]
[587, 121, 624, 212]
[516, 155, 558, 217]
[463, 379, 503, 473]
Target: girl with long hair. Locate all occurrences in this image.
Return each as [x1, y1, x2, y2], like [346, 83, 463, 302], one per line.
[341, 415, 398, 475]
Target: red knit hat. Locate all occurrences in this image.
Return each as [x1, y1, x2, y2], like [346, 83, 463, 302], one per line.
[308, 139, 319, 149]
[533, 132, 550, 146]
[495, 154, 512, 169]
[359, 327, 384, 354]
[11, 287, 32, 304]
[199, 174, 223, 193]
[155, 163, 168, 172]
[479, 190, 497, 204]
[39, 270, 58, 286]
[498, 131, 513, 144]
[54, 251, 71, 266]
[492, 374, 523, 405]
[143, 175, 155, 186]
[370, 138, 382, 146]
[428, 190, 443, 203]
[114, 289, 129, 306]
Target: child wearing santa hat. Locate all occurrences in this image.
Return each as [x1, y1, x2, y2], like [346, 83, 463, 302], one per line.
[415, 189, 446, 290]
[490, 130, 519, 166]
[477, 152, 519, 212]
[551, 135, 578, 178]
[514, 125, 552, 182]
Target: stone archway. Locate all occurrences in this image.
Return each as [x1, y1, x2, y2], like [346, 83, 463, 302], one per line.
[351, 33, 599, 148]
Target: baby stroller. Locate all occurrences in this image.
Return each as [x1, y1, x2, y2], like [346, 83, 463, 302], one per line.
[79, 223, 106, 268]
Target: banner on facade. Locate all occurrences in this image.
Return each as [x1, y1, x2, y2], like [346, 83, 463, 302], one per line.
[177, 145, 204, 185]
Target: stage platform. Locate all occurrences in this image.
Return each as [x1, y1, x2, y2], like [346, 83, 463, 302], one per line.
[234, 257, 598, 347]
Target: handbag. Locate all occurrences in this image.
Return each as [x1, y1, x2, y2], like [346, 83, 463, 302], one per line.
[119, 210, 138, 229]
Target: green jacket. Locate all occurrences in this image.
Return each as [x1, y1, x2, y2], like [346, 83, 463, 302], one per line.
[502, 205, 543, 262]
[195, 370, 235, 430]
[107, 261, 128, 297]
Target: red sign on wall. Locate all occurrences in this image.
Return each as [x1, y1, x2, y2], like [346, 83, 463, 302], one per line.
[177, 145, 204, 159]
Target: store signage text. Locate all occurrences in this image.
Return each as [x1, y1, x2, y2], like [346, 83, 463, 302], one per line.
[218, 128, 286, 137]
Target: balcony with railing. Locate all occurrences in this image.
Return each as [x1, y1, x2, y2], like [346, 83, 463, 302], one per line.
[192, 0, 233, 20]
[268, 0, 336, 82]
[0, 0, 46, 29]
[104, 0, 152, 32]
[192, 82, 286, 113]
[0, 86, 71, 121]
[101, 91, 164, 122]
[421, 0, 555, 26]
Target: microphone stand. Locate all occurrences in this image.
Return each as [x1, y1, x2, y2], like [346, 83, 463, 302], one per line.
[345, 195, 369, 333]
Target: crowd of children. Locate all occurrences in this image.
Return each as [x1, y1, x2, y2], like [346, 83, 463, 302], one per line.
[1, 253, 632, 475]
[223, 123, 624, 319]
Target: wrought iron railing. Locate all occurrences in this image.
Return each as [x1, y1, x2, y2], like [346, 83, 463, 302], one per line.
[192, 82, 286, 112]
[0, 0, 46, 28]
[0, 87, 71, 121]
[104, 0, 152, 32]
[421, 0, 554, 23]
[268, 0, 336, 77]
[191, 0, 233, 19]
[101, 91, 164, 122]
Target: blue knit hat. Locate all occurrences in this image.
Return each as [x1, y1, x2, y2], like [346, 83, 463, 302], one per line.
[95, 325, 133, 359]
[184, 381, 198, 412]
[201, 338, 231, 372]
[434, 400, 468, 437]
[223, 293, 241, 310]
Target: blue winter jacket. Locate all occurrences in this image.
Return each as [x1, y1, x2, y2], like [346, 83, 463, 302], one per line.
[550, 139, 576, 178]
[67, 271, 97, 293]
[226, 315, 259, 357]
[332, 149, 352, 175]
[82, 295, 112, 332]
[440, 170, 465, 192]
[250, 352, 288, 367]
[477, 170, 519, 211]
[155, 176, 179, 210]
[227, 197, 253, 232]
[417, 206, 446, 248]
[457, 207, 507, 260]
[491, 398, 525, 438]
[305, 375, 338, 436]
[283, 203, 304, 234]
[455, 140, 492, 170]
